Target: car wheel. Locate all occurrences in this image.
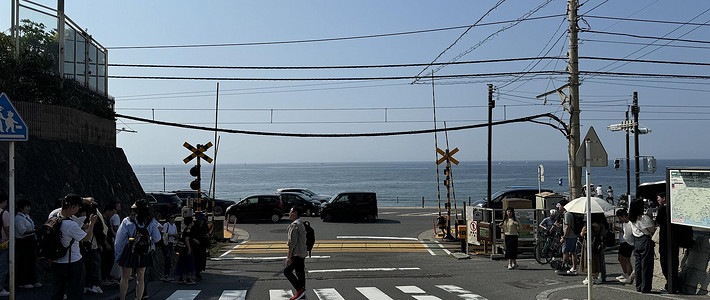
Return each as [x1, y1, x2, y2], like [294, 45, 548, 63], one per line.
[305, 208, 313, 217]
[213, 206, 224, 216]
[228, 214, 237, 224]
[271, 214, 281, 223]
[322, 213, 332, 222]
[365, 214, 376, 222]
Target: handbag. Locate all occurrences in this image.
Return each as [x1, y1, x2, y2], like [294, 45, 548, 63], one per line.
[651, 226, 660, 243]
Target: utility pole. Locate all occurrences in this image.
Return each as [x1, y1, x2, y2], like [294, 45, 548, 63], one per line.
[487, 84, 494, 208]
[632, 92, 640, 197]
[567, 0, 582, 199]
[625, 108, 631, 198]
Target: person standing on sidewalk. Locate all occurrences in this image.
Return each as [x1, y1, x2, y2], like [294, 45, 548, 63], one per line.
[655, 192, 679, 293]
[284, 206, 307, 300]
[615, 208, 635, 284]
[606, 186, 615, 204]
[161, 215, 179, 281]
[499, 207, 520, 270]
[558, 201, 579, 275]
[51, 194, 97, 300]
[629, 199, 655, 293]
[14, 199, 42, 289]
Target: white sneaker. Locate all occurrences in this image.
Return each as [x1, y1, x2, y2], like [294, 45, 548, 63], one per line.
[20, 284, 34, 289]
[33, 282, 43, 288]
[0, 289, 9, 296]
[90, 285, 104, 294]
[567, 269, 578, 275]
[507, 264, 513, 270]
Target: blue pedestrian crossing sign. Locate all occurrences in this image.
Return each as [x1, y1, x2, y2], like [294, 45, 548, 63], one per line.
[0, 93, 28, 141]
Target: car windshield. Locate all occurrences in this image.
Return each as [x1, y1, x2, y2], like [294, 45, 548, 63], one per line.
[486, 190, 507, 201]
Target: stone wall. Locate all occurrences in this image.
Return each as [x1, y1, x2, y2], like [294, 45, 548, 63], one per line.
[14, 101, 115, 147]
[653, 230, 710, 295]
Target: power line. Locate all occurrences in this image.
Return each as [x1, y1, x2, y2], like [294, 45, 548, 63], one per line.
[584, 15, 710, 27]
[580, 56, 710, 66]
[115, 112, 568, 137]
[583, 30, 710, 44]
[105, 14, 565, 50]
[108, 71, 567, 81]
[413, 0, 507, 79]
[109, 56, 565, 70]
[581, 39, 710, 50]
[414, 0, 556, 83]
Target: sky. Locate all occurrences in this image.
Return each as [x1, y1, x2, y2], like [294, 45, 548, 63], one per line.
[3, 0, 710, 165]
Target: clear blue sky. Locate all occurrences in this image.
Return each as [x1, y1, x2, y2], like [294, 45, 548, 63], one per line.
[3, 0, 709, 165]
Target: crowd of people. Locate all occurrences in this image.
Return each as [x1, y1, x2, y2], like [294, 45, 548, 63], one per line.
[0, 193, 213, 300]
[519, 192, 688, 294]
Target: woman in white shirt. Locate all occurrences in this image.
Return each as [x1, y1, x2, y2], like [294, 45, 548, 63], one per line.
[629, 200, 655, 293]
[14, 199, 41, 289]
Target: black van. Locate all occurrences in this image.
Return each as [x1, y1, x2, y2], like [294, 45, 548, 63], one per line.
[320, 192, 377, 222]
[225, 194, 283, 223]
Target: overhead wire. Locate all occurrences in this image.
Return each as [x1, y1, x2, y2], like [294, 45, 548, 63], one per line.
[414, 0, 556, 83]
[105, 13, 564, 50]
[412, 0, 508, 81]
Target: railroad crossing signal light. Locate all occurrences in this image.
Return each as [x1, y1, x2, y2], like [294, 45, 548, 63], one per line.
[190, 165, 201, 190]
[443, 167, 450, 186]
[614, 159, 620, 169]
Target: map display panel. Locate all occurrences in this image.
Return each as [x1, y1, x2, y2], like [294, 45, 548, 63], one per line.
[669, 168, 710, 229]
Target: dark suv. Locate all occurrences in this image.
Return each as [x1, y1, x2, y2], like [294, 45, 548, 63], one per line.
[321, 192, 377, 222]
[279, 192, 321, 217]
[146, 192, 183, 218]
[171, 190, 236, 216]
[225, 194, 283, 223]
[472, 186, 553, 209]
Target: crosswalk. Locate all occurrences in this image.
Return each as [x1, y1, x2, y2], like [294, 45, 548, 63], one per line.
[165, 284, 486, 300]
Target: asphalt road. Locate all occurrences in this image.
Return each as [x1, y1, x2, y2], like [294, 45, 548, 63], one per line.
[13, 207, 704, 299]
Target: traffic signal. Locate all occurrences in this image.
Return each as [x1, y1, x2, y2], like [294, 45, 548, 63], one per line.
[614, 159, 620, 170]
[189, 164, 201, 190]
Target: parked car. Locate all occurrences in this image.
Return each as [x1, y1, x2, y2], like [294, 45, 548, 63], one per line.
[321, 191, 377, 222]
[146, 192, 183, 218]
[279, 192, 321, 217]
[472, 186, 553, 209]
[276, 188, 332, 203]
[225, 194, 283, 223]
[171, 190, 236, 216]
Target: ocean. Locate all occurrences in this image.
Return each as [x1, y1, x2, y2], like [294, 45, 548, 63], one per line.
[132, 159, 710, 207]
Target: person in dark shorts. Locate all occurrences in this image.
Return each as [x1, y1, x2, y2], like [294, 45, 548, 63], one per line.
[615, 208, 635, 283]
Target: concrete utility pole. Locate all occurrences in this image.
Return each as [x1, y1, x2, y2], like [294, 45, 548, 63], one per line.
[487, 84, 494, 208]
[567, 0, 582, 199]
[632, 92, 640, 196]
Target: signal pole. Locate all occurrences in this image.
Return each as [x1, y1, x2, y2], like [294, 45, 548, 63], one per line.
[487, 84, 494, 208]
[567, 0, 582, 199]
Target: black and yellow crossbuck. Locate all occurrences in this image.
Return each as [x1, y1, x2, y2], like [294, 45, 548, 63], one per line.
[183, 142, 214, 164]
[436, 147, 459, 166]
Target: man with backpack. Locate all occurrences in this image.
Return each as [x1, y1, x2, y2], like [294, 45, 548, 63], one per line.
[284, 206, 307, 300]
[50, 194, 98, 300]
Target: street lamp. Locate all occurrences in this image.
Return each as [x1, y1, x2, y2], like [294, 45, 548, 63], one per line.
[607, 116, 651, 201]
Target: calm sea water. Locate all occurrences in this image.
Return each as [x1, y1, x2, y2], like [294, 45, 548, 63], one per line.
[132, 159, 710, 207]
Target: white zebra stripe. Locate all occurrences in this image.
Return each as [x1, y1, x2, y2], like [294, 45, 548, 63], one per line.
[436, 285, 487, 300]
[165, 290, 201, 300]
[356, 287, 394, 300]
[269, 289, 293, 300]
[396, 285, 426, 294]
[219, 290, 247, 300]
[314, 288, 345, 300]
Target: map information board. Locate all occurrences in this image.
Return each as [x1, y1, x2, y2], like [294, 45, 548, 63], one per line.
[669, 168, 710, 229]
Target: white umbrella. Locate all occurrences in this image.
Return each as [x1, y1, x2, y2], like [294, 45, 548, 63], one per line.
[564, 196, 615, 214]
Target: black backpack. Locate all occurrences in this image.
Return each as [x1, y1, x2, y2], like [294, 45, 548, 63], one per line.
[130, 220, 151, 255]
[303, 221, 315, 257]
[37, 216, 74, 261]
[571, 213, 584, 236]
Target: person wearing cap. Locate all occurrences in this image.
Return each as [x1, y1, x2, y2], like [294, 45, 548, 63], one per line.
[51, 194, 98, 300]
[557, 200, 579, 275]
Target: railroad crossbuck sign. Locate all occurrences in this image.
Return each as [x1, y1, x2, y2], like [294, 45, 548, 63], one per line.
[436, 147, 459, 165]
[183, 142, 213, 164]
[0, 93, 28, 141]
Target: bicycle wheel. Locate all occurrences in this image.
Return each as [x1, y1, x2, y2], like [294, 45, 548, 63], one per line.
[535, 241, 547, 264]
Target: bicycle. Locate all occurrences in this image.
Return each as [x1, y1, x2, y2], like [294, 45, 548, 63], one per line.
[535, 228, 562, 264]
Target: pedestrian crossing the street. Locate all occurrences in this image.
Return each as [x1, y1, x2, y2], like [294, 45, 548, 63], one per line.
[164, 284, 486, 300]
